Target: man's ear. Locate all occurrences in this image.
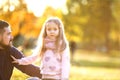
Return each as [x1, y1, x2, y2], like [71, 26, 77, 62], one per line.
[0, 34, 2, 41]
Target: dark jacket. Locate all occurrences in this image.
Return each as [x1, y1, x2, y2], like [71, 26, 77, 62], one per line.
[0, 46, 41, 80]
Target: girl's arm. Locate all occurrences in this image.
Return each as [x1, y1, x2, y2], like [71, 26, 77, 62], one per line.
[11, 52, 40, 65]
[10, 46, 42, 78]
[18, 54, 39, 65]
[11, 45, 42, 65]
[61, 47, 70, 80]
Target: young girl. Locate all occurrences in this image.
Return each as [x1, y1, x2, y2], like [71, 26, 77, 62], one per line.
[11, 17, 70, 80]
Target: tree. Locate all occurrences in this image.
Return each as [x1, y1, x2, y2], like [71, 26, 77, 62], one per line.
[64, 0, 119, 53]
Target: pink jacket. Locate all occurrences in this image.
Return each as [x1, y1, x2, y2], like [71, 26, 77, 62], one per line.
[18, 47, 70, 79]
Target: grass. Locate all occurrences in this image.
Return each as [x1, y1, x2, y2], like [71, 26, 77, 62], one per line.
[11, 68, 29, 80]
[70, 66, 120, 80]
[11, 50, 120, 80]
[70, 50, 120, 80]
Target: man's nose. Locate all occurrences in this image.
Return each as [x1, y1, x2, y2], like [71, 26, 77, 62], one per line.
[11, 35, 13, 40]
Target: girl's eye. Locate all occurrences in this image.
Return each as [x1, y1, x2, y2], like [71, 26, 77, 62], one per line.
[48, 28, 51, 31]
[54, 28, 57, 31]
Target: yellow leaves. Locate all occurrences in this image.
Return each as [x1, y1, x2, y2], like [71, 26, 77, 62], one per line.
[110, 31, 120, 41]
[66, 25, 83, 42]
[20, 26, 40, 39]
[43, 7, 63, 18]
[9, 11, 26, 36]
[79, 16, 89, 24]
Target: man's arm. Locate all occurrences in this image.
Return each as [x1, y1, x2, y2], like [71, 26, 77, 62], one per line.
[10, 47, 42, 78]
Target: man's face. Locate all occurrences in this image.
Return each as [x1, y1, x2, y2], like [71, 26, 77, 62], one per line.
[0, 26, 13, 48]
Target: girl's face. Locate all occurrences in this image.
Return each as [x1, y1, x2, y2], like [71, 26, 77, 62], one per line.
[46, 22, 59, 39]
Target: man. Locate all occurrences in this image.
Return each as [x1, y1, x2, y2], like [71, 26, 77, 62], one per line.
[0, 20, 41, 80]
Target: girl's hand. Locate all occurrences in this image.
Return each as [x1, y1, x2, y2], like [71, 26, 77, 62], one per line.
[10, 55, 19, 64]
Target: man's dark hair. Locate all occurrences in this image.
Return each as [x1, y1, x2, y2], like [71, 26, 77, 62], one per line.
[0, 20, 9, 34]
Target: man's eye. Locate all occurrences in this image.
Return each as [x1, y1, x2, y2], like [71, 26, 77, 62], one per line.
[7, 32, 11, 35]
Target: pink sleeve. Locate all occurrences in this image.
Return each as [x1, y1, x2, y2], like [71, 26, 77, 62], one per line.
[61, 47, 70, 79]
[18, 54, 39, 65]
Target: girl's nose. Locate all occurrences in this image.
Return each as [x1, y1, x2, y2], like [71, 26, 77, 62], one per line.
[51, 30, 54, 33]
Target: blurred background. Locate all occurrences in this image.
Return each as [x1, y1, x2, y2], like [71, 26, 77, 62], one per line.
[0, 0, 120, 80]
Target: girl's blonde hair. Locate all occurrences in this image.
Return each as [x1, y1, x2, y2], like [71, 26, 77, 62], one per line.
[33, 17, 69, 57]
